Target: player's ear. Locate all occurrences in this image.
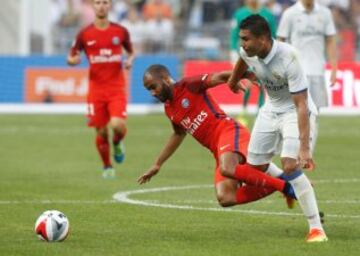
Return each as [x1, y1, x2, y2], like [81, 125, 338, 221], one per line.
[164, 76, 172, 86]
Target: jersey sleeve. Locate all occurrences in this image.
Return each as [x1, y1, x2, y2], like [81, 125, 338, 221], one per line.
[69, 30, 84, 55]
[184, 74, 211, 94]
[286, 49, 308, 94]
[324, 8, 336, 36]
[277, 10, 291, 39]
[121, 27, 133, 53]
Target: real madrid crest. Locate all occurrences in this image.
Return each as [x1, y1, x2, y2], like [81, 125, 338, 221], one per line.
[181, 98, 190, 108]
[112, 36, 120, 45]
[272, 72, 281, 80]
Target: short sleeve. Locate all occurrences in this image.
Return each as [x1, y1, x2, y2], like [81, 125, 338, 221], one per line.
[324, 8, 336, 36]
[121, 27, 133, 53]
[69, 31, 84, 55]
[277, 10, 291, 39]
[286, 50, 308, 94]
[183, 74, 210, 94]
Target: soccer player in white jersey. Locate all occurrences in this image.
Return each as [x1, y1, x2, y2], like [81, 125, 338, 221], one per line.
[277, 0, 337, 147]
[228, 14, 327, 242]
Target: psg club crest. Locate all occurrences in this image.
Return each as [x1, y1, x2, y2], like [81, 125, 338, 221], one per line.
[112, 36, 120, 45]
[181, 98, 190, 108]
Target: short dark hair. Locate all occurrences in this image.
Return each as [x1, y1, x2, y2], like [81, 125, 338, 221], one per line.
[145, 64, 170, 79]
[239, 14, 271, 39]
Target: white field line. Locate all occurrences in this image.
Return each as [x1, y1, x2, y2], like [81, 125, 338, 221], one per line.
[1, 179, 359, 219]
[112, 183, 360, 219]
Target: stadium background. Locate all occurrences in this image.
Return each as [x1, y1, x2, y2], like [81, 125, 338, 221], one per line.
[0, 0, 359, 114]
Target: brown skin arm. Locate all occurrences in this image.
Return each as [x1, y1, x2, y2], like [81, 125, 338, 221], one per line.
[325, 35, 337, 86]
[137, 123, 186, 184]
[123, 49, 135, 70]
[227, 57, 249, 93]
[291, 91, 315, 170]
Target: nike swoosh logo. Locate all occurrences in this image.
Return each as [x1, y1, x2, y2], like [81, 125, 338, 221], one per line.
[220, 144, 230, 151]
[87, 40, 96, 46]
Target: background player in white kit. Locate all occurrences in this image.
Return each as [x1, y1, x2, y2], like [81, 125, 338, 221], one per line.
[228, 14, 327, 243]
[277, 0, 337, 147]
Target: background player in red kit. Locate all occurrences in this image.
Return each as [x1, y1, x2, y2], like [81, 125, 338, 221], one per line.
[138, 64, 296, 207]
[67, 0, 135, 178]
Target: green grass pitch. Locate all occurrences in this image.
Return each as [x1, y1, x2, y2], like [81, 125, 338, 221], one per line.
[0, 114, 359, 256]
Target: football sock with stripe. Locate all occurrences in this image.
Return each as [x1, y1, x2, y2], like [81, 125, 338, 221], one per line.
[236, 185, 275, 204]
[285, 170, 323, 230]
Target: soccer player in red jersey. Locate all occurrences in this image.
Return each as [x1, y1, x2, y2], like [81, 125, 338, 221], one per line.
[138, 64, 296, 207]
[67, 0, 135, 178]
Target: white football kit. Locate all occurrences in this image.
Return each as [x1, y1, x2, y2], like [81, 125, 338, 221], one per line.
[277, 1, 336, 108]
[239, 40, 317, 164]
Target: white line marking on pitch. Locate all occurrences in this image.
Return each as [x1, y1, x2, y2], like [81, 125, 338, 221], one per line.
[112, 184, 360, 219]
[0, 200, 117, 205]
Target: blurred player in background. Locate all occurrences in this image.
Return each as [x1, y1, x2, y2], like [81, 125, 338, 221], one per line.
[138, 64, 296, 209]
[229, 0, 277, 125]
[67, 0, 135, 178]
[229, 15, 326, 242]
[277, 0, 337, 148]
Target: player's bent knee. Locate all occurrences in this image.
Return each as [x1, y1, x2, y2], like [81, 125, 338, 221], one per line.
[216, 193, 236, 207]
[219, 166, 234, 179]
[281, 159, 298, 173]
[96, 127, 108, 137]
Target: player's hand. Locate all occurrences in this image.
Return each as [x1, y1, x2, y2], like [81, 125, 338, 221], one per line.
[124, 59, 133, 69]
[137, 164, 160, 184]
[67, 51, 81, 66]
[228, 81, 246, 94]
[329, 70, 337, 87]
[298, 149, 315, 171]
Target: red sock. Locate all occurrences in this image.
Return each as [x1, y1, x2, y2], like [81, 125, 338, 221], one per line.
[234, 164, 285, 192]
[113, 129, 126, 145]
[236, 185, 275, 204]
[95, 135, 111, 168]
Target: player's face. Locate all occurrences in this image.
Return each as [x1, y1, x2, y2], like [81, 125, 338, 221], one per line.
[239, 29, 263, 57]
[144, 74, 172, 103]
[92, 0, 111, 19]
[302, 0, 314, 6]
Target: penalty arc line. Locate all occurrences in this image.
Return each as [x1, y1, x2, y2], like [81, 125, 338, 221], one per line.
[112, 184, 360, 219]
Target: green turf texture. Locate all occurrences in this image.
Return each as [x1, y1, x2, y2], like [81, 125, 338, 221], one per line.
[0, 114, 359, 256]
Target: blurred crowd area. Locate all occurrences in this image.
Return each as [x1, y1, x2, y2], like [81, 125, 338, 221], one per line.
[45, 0, 360, 61]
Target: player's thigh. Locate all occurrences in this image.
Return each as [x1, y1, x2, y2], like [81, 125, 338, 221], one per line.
[308, 76, 328, 108]
[247, 110, 279, 165]
[87, 101, 109, 128]
[216, 120, 250, 163]
[108, 94, 127, 120]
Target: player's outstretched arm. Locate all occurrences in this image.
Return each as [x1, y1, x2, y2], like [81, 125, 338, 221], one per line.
[292, 91, 315, 171]
[138, 124, 186, 184]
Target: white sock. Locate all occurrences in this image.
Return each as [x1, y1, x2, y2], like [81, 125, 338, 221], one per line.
[265, 162, 284, 177]
[288, 172, 323, 231]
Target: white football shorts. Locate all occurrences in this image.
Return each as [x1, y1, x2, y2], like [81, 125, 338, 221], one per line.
[307, 75, 328, 109]
[247, 109, 316, 165]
